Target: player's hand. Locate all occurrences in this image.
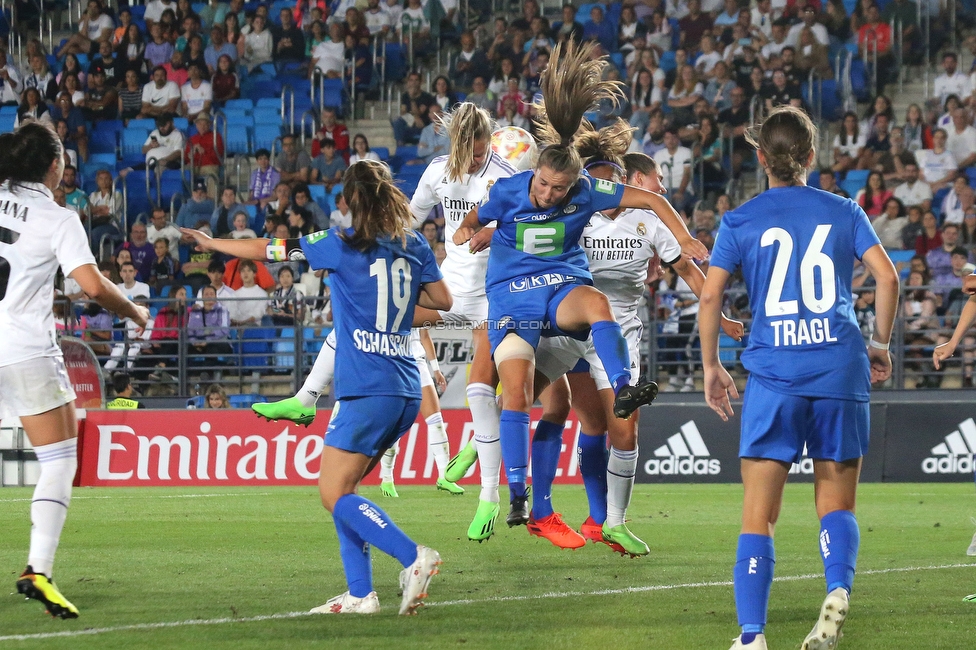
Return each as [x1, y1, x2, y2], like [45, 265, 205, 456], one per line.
[703, 364, 738, 422]
[453, 226, 475, 246]
[433, 370, 447, 394]
[468, 227, 495, 253]
[131, 305, 151, 330]
[179, 227, 215, 250]
[964, 273, 976, 295]
[720, 315, 744, 341]
[680, 236, 709, 261]
[933, 341, 957, 370]
[867, 346, 892, 383]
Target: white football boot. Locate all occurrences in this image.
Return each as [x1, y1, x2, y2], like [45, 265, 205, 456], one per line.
[310, 591, 380, 614]
[966, 518, 976, 556]
[728, 633, 767, 649]
[398, 545, 441, 615]
[801, 587, 850, 649]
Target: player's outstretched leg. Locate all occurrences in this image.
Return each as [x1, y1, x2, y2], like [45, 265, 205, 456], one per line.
[253, 332, 335, 426]
[464, 382, 502, 540]
[588, 321, 658, 418]
[527, 419, 585, 549]
[379, 444, 399, 498]
[802, 509, 858, 649]
[427, 412, 463, 494]
[499, 410, 531, 527]
[602, 446, 649, 556]
[731, 534, 775, 650]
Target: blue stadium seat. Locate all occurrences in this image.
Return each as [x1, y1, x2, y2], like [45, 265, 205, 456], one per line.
[127, 118, 156, 131]
[223, 109, 253, 125]
[94, 118, 124, 135]
[373, 146, 390, 161]
[241, 327, 273, 367]
[224, 98, 254, 112]
[395, 144, 418, 161]
[383, 43, 406, 82]
[659, 50, 677, 73]
[308, 184, 328, 211]
[121, 128, 149, 164]
[225, 126, 250, 155]
[229, 393, 267, 408]
[253, 106, 283, 125]
[156, 169, 185, 206]
[252, 124, 281, 151]
[807, 170, 821, 189]
[840, 179, 863, 198]
[125, 176, 154, 218]
[89, 129, 118, 155]
[247, 79, 282, 99]
[0, 113, 15, 133]
[75, 54, 89, 69]
[965, 167, 976, 187]
[173, 117, 189, 132]
[186, 395, 206, 408]
[275, 327, 296, 369]
[244, 204, 260, 230]
[845, 169, 870, 186]
[130, 4, 146, 18]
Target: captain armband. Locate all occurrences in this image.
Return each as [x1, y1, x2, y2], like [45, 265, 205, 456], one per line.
[267, 238, 307, 262]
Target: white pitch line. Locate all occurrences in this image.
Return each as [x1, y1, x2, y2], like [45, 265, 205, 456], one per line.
[0, 493, 273, 503]
[1, 563, 973, 642]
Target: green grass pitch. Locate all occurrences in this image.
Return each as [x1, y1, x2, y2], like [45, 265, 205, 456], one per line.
[0, 483, 974, 649]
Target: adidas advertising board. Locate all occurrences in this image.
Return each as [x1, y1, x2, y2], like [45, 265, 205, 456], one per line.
[882, 403, 976, 481]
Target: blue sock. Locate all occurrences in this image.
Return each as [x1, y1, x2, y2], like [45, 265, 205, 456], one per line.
[733, 533, 775, 634]
[578, 432, 609, 523]
[499, 410, 530, 500]
[531, 419, 563, 519]
[332, 494, 418, 568]
[819, 510, 859, 594]
[590, 321, 631, 394]
[334, 517, 372, 597]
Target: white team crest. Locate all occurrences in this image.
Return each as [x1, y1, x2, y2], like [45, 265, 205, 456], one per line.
[562, 204, 578, 214]
[637, 222, 647, 236]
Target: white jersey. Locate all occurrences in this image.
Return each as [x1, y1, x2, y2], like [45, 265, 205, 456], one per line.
[0, 182, 96, 367]
[409, 151, 517, 297]
[581, 208, 681, 324]
[409, 328, 426, 360]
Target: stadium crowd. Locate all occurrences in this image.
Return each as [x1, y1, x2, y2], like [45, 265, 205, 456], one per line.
[2, 0, 967, 393]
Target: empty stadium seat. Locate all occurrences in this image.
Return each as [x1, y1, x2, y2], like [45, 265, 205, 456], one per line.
[252, 124, 281, 152]
[275, 328, 296, 369]
[89, 129, 118, 155]
[127, 118, 156, 131]
[121, 128, 150, 165]
[241, 327, 273, 367]
[224, 98, 254, 112]
[156, 170, 185, 207]
[253, 106, 283, 125]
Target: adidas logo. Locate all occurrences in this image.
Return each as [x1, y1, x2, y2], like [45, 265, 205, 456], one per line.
[789, 444, 814, 475]
[643, 421, 721, 476]
[922, 418, 976, 475]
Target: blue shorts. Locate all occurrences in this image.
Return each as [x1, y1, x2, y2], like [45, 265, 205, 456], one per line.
[487, 276, 590, 354]
[739, 376, 869, 464]
[325, 395, 422, 457]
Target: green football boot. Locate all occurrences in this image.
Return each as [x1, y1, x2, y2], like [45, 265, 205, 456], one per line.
[601, 522, 650, 557]
[252, 397, 316, 427]
[436, 477, 464, 495]
[467, 500, 500, 542]
[380, 481, 399, 498]
[444, 440, 478, 483]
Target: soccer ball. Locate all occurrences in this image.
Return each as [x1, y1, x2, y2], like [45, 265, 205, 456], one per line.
[491, 126, 537, 171]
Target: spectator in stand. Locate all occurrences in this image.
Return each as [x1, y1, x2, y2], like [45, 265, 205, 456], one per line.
[15, 87, 52, 127]
[420, 220, 439, 248]
[149, 238, 180, 291]
[196, 258, 234, 302]
[117, 260, 152, 299]
[147, 206, 181, 259]
[653, 127, 694, 212]
[310, 22, 346, 79]
[187, 284, 233, 365]
[268, 266, 305, 326]
[642, 109, 667, 157]
[646, 8, 673, 57]
[276, 133, 313, 187]
[715, 0, 742, 27]
[288, 204, 315, 238]
[344, 7, 372, 47]
[872, 197, 909, 248]
[903, 104, 932, 153]
[901, 205, 925, 249]
[182, 222, 217, 291]
[582, 5, 615, 52]
[464, 76, 495, 115]
[679, 0, 713, 49]
[961, 212, 976, 250]
[449, 30, 491, 92]
[786, 4, 828, 46]
[497, 96, 529, 129]
[413, 103, 450, 164]
[146, 22, 175, 69]
[696, 115, 727, 191]
[88, 169, 123, 253]
[91, 39, 120, 86]
[203, 383, 230, 408]
[51, 94, 88, 162]
[23, 55, 57, 104]
[292, 183, 328, 229]
[120, 114, 185, 177]
[205, 25, 237, 75]
[241, 14, 273, 71]
[630, 68, 663, 135]
[857, 4, 893, 86]
[84, 66, 118, 122]
[858, 112, 892, 170]
[330, 191, 351, 229]
[855, 171, 893, 218]
[832, 111, 866, 173]
[717, 86, 749, 177]
[163, 49, 190, 88]
[141, 285, 188, 378]
[61, 73, 86, 109]
[617, 4, 645, 57]
[915, 210, 943, 255]
[248, 148, 280, 207]
[363, 0, 392, 37]
[117, 69, 144, 122]
[310, 137, 346, 190]
[273, 7, 306, 68]
[305, 20, 327, 58]
[875, 126, 915, 183]
[229, 260, 270, 325]
[349, 133, 380, 164]
[932, 52, 972, 111]
[489, 57, 521, 97]
[177, 178, 217, 228]
[941, 174, 975, 225]
[311, 106, 350, 159]
[763, 68, 803, 111]
[181, 63, 213, 121]
[945, 108, 976, 169]
[211, 54, 240, 103]
[211, 186, 247, 237]
[882, 0, 920, 62]
[553, 4, 584, 44]
[230, 209, 257, 238]
[139, 66, 181, 118]
[58, 0, 114, 59]
[667, 64, 703, 123]
[760, 19, 790, 64]
[116, 23, 147, 79]
[794, 26, 832, 79]
[392, 71, 434, 147]
[927, 222, 961, 281]
[497, 75, 526, 117]
[184, 112, 224, 187]
[145, 0, 177, 28]
[917, 128, 959, 192]
[431, 75, 459, 113]
[703, 60, 736, 110]
[818, 169, 850, 198]
[694, 35, 723, 79]
[60, 165, 88, 219]
[265, 181, 295, 224]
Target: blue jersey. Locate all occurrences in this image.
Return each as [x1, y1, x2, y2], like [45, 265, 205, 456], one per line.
[298, 228, 442, 400]
[709, 186, 881, 401]
[478, 170, 626, 293]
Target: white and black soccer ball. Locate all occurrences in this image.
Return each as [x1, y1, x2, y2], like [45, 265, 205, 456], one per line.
[491, 126, 537, 171]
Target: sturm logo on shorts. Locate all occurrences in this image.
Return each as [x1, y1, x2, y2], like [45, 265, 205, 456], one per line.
[922, 418, 976, 474]
[643, 421, 721, 476]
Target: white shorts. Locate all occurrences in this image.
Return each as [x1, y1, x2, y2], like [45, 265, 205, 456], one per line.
[536, 318, 642, 391]
[416, 356, 434, 389]
[0, 356, 76, 419]
[436, 293, 489, 328]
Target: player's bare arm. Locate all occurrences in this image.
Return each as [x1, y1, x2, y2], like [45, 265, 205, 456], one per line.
[180, 227, 271, 259]
[70, 263, 150, 328]
[860, 243, 899, 384]
[964, 272, 976, 295]
[934, 296, 976, 369]
[452, 207, 483, 246]
[418, 279, 453, 312]
[619, 185, 709, 260]
[698, 265, 739, 421]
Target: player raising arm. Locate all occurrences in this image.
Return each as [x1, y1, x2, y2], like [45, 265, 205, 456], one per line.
[182, 160, 453, 616]
[697, 107, 898, 650]
[0, 123, 149, 619]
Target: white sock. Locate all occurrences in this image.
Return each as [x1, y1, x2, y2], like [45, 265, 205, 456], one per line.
[606, 446, 638, 528]
[28, 438, 77, 577]
[467, 383, 501, 503]
[426, 412, 450, 479]
[379, 441, 398, 483]
[298, 330, 336, 407]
